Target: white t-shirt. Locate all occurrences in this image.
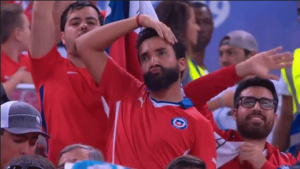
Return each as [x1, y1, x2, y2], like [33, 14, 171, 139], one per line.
[210, 79, 286, 143]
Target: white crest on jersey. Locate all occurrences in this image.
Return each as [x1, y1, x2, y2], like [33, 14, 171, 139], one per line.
[138, 97, 144, 107]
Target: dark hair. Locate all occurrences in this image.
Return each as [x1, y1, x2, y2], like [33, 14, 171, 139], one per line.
[243, 49, 252, 56]
[57, 143, 104, 165]
[189, 2, 208, 9]
[155, 1, 192, 39]
[60, 1, 104, 32]
[1, 4, 24, 43]
[234, 77, 278, 112]
[166, 155, 206, 169]
[5, 155, 55, 169]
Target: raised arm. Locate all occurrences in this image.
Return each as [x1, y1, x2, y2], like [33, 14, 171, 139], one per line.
[30, 1, 73, 58]
[184, 46, 293, 108]
[75, 14, 176, 85]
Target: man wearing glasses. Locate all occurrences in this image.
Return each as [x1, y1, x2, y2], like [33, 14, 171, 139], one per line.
[1, 101, 50, 169]
[193, 77, 300, 168]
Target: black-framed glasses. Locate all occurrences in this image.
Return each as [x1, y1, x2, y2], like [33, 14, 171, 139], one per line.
[239, 96, 277, 110]
[7, 165, 43, 169]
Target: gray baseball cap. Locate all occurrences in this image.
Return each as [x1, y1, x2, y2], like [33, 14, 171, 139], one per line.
[1, 101, 50, 138]
[219, 30, 258, 52]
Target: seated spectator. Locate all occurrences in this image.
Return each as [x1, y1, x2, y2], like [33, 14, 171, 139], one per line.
[1, 101, 50, 169]
[57, 144, 104, 168]
[166, 155, 206, 169]
[1, 3, 33, 95]
[5, 155, 55, 169]
[63, 160, 130, 169]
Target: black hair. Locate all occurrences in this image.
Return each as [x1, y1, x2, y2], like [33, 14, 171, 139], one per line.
[166, 155, 206, 169]
[234, 77, 278, 112]
[5, 155, 55, 169]
[60, 1, 104, 32]
[244, 49, 252, 56]
[189, 2, 208, 8]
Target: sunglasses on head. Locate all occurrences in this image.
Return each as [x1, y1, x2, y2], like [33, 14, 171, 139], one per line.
[238, 96, 276, 110]
[7, 165, 43, 169]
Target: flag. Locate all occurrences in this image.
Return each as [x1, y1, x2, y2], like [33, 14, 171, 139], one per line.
[64, 160, 130, 169]
[104, 1, 158, 81]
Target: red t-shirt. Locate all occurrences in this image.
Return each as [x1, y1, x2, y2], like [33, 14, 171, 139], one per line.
[1, 50, 31, 82]
[99, 58, 217, 169]
[29, 45, 108, 164]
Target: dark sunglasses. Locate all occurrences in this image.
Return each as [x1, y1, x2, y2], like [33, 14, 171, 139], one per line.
[7, 165, 43, 169]
[239, 96, 276, 110]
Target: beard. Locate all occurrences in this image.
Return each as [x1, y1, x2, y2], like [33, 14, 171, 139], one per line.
[143, 65, 180, 92]
[236, 111, 274, 140]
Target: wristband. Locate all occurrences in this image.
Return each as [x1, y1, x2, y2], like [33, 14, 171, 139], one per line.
[136, 14, 141, 27]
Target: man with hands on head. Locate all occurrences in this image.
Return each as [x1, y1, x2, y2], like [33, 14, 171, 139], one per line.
[75, 13, 217, 169]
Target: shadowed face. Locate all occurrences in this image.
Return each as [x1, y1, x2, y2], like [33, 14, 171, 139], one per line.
[1, 131, 39, 167]
[139, 37, 185, 92]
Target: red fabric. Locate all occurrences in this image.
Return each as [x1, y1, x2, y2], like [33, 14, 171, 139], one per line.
[220, 142, 299, 169]
[1, 50, 32, 82]
[100, 11, 106, 18]
[99, 58, 216, 169]
[29, 46, 108, 164]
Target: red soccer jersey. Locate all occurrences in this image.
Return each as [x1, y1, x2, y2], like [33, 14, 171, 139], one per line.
[29, 45, 108, 164]
[1, 50, 32, 82]
[99, 58, 217, 169]
[186, 88, 299, 169]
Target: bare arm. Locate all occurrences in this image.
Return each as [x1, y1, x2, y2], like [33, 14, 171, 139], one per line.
[30, 1, 73, 58]
[52, 1, 75, 45]
[2, 67, 30, 95]
[29, 1, 56, 58]
[76, 14, 176, 85]
[272, 95, 294, 151]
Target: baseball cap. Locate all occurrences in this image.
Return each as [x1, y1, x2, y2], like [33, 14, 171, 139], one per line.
[1, 101, 50, 138]
[219, 30, 258, 52]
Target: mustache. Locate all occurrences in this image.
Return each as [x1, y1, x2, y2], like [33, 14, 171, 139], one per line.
[149, 65, 164, 72]
[246, 111, 266, 121]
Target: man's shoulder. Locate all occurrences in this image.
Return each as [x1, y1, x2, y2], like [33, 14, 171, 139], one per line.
[266, 142, 296, 161]
[185, 106, 211, 124]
